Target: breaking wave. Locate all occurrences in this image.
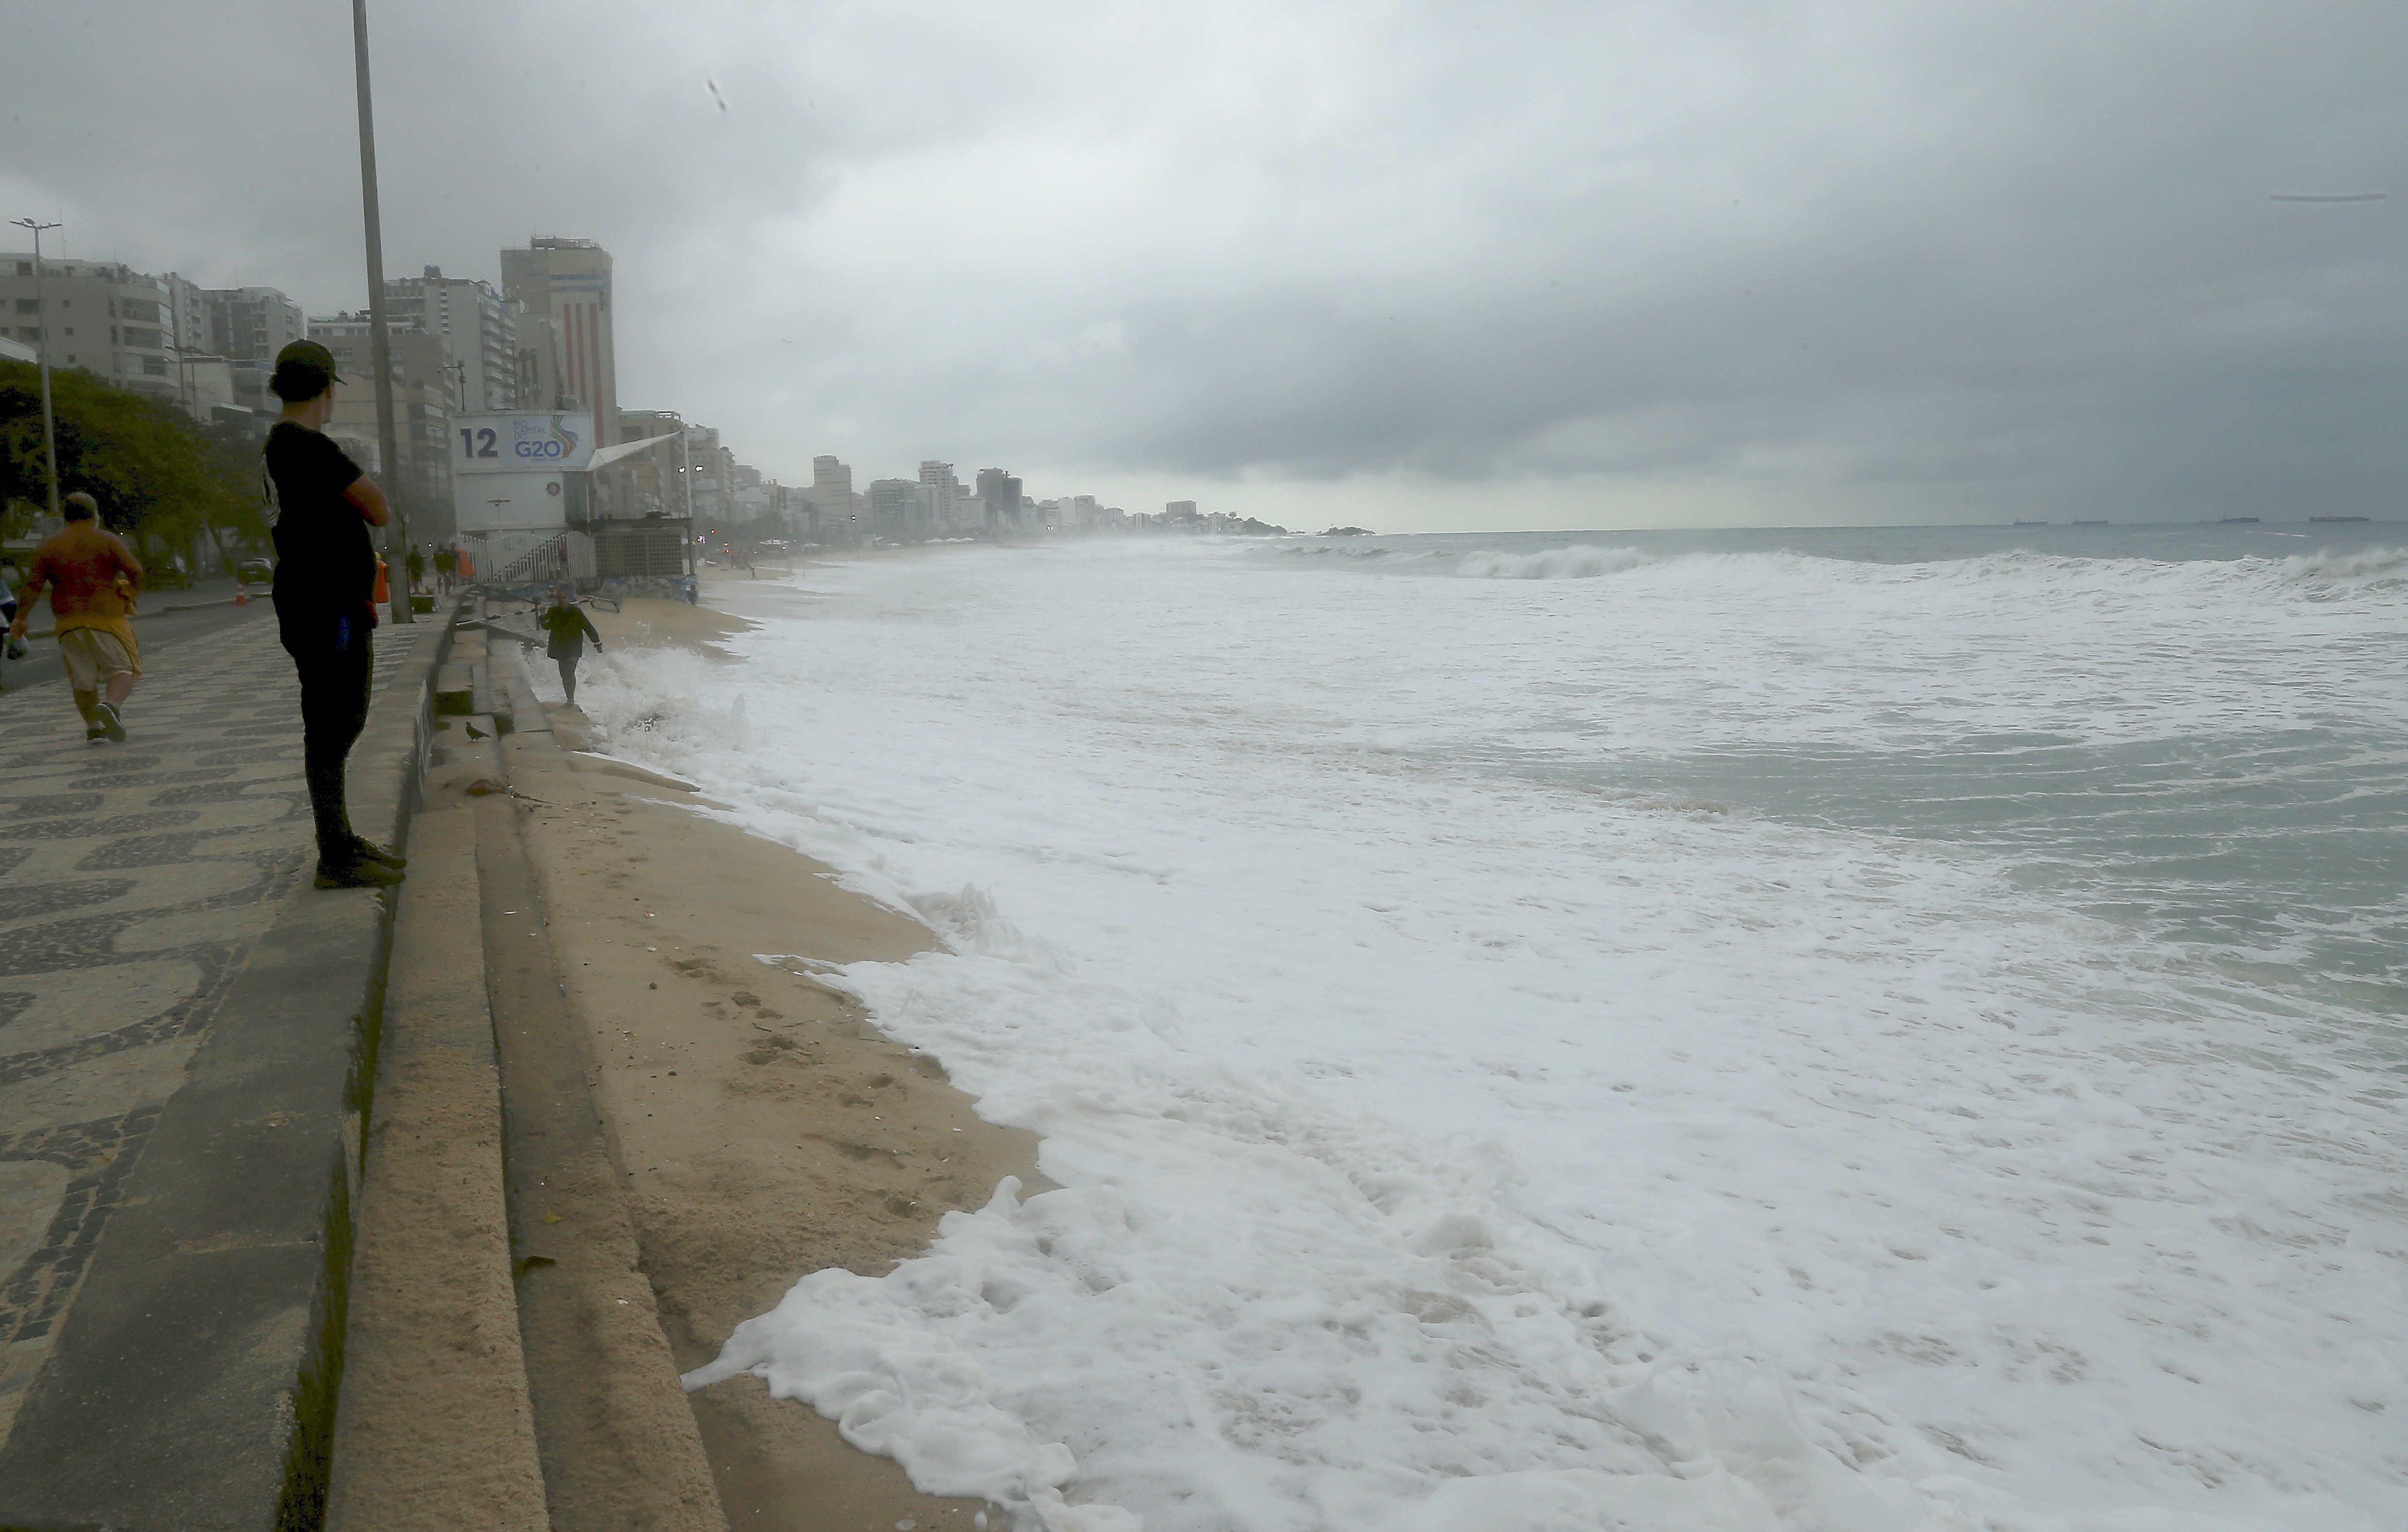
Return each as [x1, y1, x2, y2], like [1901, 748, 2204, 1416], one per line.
[1454, 544, 1654, 580]
[2278, 544, 2408, 583]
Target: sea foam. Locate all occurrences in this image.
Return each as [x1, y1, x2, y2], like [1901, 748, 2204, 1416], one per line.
[1454, 543, 1654, 578]
[562, 537, 2407, 1532]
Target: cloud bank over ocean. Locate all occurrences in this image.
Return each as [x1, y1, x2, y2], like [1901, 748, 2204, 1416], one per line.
[8, 1, 2405, 526]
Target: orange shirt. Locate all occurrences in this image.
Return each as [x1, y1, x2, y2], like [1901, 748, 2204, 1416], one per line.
[26, 523, 143, 643]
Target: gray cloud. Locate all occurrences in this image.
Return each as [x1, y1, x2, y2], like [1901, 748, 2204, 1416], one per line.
[6, 0, 2404, 526]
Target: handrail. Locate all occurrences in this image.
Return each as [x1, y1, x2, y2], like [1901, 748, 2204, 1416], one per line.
[493, 531, 572, 586]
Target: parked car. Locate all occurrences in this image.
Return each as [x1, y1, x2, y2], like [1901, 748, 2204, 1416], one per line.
[236, 557, 274, 584]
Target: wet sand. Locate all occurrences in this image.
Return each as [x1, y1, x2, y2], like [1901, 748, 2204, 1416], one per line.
[504, 592, 1044, 1530]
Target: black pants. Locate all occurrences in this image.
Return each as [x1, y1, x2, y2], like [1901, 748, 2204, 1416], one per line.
[285, 618, 373, 861]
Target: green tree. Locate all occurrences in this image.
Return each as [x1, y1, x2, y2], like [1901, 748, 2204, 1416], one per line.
[0, 360, 258, 573]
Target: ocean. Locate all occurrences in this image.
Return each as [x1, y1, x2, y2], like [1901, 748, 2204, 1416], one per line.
[562, 522, 2406, 1532]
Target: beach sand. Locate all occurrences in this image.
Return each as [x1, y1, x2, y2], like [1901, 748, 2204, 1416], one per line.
[501, 593, 1043, 1530]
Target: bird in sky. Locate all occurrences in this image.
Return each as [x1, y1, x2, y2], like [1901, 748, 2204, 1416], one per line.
[707, 78, 729, 113]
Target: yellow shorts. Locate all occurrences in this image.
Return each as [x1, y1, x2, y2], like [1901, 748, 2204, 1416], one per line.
[58, 627, 140, 689]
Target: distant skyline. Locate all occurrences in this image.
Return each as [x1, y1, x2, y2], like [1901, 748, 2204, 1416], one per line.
[7, 1, 2406, 532]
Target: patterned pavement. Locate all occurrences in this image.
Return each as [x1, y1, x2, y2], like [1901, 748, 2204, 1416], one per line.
[0, 612, 425, 1446]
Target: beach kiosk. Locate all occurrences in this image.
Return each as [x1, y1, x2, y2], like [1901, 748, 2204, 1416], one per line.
[450, 412, 596, 583]
[451, 415, 696, 589]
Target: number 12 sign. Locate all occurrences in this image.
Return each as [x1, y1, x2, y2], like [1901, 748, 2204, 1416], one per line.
[451, 412, 597, 473]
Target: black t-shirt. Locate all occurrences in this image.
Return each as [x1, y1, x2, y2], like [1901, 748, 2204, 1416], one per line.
[541, 602, 601, 655]
[264, 422, 373, 633]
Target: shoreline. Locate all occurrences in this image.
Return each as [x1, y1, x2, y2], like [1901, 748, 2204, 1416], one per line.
[505, 592, 1043, 1529]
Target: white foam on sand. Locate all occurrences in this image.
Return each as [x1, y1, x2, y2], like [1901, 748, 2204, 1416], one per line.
[559, 542, 2407, 1532]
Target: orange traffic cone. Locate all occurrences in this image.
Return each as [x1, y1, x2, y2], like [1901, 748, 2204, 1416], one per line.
[234, 583, 250, 606]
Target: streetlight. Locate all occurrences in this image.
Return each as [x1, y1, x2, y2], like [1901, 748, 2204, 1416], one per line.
[9, 217, 62, 518]
[350, 0, 413, 623]
[169, 342, 240, 581]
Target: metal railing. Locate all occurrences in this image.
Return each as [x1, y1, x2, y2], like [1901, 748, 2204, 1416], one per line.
[480, 529, 596, 588]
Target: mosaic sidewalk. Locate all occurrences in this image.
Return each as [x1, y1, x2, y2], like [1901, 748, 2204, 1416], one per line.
[0, 616, 426, 1447]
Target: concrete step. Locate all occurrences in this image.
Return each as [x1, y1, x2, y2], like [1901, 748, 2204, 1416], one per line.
[434, 660, 475, 716]
[326, 753, 549, 1531]
[474, 740, 725, 1530]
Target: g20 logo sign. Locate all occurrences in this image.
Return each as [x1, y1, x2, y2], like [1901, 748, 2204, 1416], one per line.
[457, 415, 585, 465]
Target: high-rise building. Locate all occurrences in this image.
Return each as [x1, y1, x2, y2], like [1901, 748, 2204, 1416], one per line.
[918, 459, 966, 534]
[614, 409, 687, 517]
[149, 274, 238, 419]
[198, 284, 304, 414]
[309, 312, 458, 539]
[977, 468, 1022, 529]
[867, 479, 918, 542]
[0, 252, 179, 403]
[812, 455, 853, 500]
[684, 422, 731, 525]
[514, 311, 566, 412]
[201, 285, 304, 363]
[809, 455, 863, 530]
[0, 256, 312, 421]
[387, 266, 517, 412]
[501, 238, 616, 446]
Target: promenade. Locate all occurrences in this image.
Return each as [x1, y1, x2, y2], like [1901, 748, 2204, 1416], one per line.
[0, 601, 432, 1527]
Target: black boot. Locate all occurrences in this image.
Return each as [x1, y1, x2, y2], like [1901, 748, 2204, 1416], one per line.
[346, 835, 407, 870]
[314, 855, 403, 890]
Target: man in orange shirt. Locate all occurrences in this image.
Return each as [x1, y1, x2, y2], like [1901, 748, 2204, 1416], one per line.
[7, 491, 143, 742]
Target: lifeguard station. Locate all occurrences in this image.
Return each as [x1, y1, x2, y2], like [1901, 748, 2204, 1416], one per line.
[451, 411, 696, 596]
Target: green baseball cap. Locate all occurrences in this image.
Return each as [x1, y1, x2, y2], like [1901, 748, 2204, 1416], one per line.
[273, 338, 343, 382]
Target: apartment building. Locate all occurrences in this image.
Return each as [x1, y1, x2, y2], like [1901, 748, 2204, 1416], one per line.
[0, 253, 179, 402]
[309, 312, 458, 539]
[386, 266, 518, 412]
[501, 238, 616, 446]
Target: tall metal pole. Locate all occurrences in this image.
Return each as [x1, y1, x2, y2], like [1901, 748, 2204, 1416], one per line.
[350, 0, 413, 622]
[681, 422, 696, 579]
[10, 218, 61, 518]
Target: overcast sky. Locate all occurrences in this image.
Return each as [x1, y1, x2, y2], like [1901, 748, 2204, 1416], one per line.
[7, 1, 2405, 530]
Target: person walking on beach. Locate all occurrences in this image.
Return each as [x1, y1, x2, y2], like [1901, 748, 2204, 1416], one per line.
[540, 586, 603, 707]
[262, 339, 406, 891]
[7, 493, 143, 740]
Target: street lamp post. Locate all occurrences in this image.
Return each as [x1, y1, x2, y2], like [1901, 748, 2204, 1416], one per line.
[350, 0, 413, 623]
[9, 218, 62, 519]
[168, 342, 240, 581]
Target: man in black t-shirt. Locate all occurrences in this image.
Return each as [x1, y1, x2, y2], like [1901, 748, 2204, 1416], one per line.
[263, 339, 407, 890]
